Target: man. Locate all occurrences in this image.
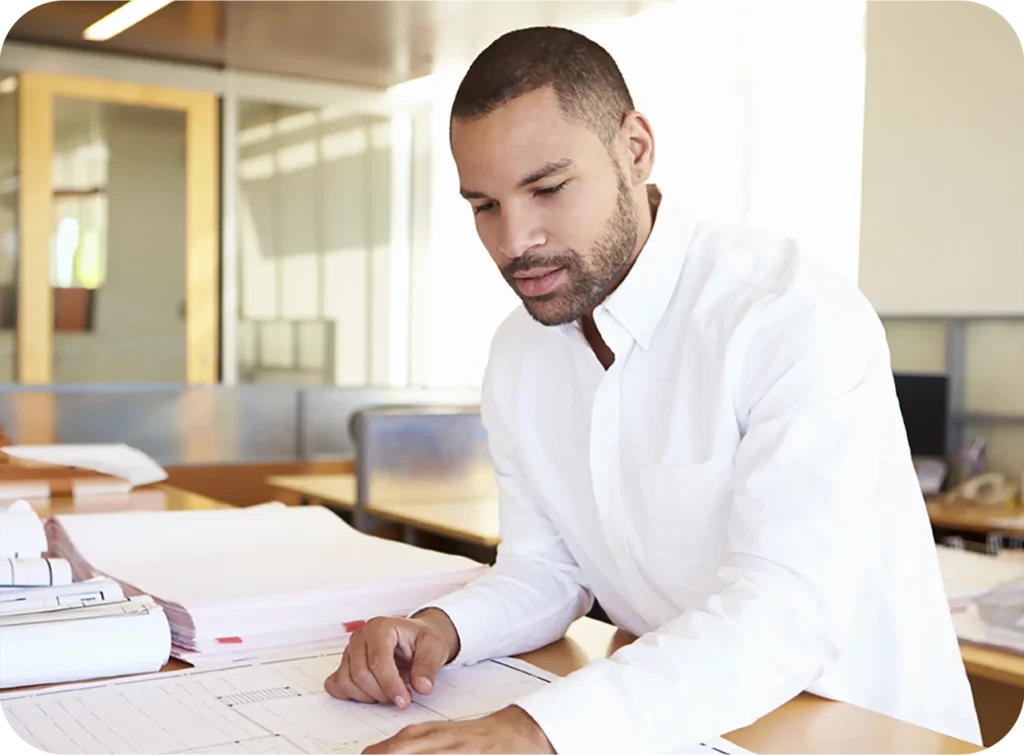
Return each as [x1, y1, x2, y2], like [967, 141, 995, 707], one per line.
[325, 26, 980, 754]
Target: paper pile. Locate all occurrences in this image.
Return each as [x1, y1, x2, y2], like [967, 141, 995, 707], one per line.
[939, 545, 1024, 654]
[48, 503, 488, 664]
[0, 500, 170, 688]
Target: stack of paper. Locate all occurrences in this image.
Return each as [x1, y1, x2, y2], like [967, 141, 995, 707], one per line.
[938, 545, 1024, 654]
[0, 499, 171, 688]
[47, 503, 488, 664]
[937, 545, 1024, 609]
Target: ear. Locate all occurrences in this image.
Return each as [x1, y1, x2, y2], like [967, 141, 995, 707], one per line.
[620, 111, 655, 185]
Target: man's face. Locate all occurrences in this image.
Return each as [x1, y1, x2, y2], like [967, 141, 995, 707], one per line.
[451, 87, 639, 326]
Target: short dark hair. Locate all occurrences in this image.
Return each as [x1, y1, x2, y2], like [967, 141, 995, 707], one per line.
[450, 26, 634, 146]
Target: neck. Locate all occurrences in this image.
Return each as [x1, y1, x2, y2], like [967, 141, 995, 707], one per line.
[579, 184, 660, 370]
[582, 183, 659, 323]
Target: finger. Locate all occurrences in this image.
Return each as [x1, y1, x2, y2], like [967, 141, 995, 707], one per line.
[350, 638, 391, 704]
[326, 652, 376, 704]
[409, 633, 449, 695]
[365, 625, 412, 708]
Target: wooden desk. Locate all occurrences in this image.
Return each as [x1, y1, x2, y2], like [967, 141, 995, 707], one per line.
[5, 489, 980, 753]
[267, 473, 500, 547]
[266, 473, 356, 509]
[927, 499, 1024, 536]
[22, 484, 230, 518]
[521, 618, 980, 754]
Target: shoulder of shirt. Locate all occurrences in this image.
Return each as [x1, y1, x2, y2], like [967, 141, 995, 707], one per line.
[685, 218, 877, 325]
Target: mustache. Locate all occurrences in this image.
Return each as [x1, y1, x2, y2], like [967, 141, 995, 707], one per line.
[501, 253, 579, 281]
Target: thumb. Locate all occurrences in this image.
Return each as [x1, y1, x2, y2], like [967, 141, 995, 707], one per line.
[409, 632, 449, 695]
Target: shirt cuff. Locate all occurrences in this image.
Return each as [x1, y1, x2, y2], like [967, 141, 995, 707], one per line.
[411, 589, 494, 667]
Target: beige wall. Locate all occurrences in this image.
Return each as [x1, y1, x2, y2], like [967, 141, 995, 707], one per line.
[0, 80, 16, 383]
[52, 103, 187, 383]
[865, 2, 1024, 477]
[859, 1, 1024, 316]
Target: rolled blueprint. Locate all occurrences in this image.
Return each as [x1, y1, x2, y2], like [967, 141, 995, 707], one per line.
[0, 596, 171, 688]
[0, 500, 47, 559]
[0, 557, 73, 587]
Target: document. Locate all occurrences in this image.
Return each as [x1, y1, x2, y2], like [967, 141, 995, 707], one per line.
[0, 444, 167, 487]
[2, 648, 753, 754]
[48, 504, 487, 662]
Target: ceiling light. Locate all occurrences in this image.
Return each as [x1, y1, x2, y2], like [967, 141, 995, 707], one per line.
[0, 77, 17, 95]
[82, 0, 174, 42]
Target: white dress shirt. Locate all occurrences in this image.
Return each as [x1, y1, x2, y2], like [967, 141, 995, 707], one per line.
[426, 190, 981, 753]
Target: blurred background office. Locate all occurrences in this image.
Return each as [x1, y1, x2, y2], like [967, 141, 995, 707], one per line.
[0, 0, 1020, 481]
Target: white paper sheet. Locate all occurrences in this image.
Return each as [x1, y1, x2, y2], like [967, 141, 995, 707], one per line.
[1, 444, 167, 487]
[51, 504, 484, 604]
[1, 649, 753, 754]
[937, 545, 1024, 604]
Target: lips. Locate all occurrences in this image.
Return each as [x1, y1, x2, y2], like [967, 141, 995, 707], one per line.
[514, 267, 566, 297]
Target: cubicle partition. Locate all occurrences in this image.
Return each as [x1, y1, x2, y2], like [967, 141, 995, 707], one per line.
[0, 384, 481, 465]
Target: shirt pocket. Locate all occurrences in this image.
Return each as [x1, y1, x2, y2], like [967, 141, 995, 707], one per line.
[634, 458, 734, 600]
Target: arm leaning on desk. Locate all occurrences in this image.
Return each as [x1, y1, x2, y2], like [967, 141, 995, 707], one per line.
[528, 619, 980, 755]
[10, 487, 981, 753]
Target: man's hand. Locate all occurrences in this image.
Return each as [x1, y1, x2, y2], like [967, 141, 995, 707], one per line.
[324, 609, 459, 709]
[361, 706, 555, 754]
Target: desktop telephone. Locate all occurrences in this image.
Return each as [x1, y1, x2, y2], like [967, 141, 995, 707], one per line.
[945, 473, 1020, 507]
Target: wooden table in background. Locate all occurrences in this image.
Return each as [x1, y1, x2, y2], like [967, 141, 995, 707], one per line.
[927, 498, 1024, 536]
[267, 473, 500, 547]
[21, 484, 230, 518]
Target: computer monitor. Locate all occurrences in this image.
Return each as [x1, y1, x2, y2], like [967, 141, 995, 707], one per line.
[893, 373, 949, 458]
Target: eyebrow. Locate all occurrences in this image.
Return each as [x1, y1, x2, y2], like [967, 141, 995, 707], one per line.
[459, 158, 574, 200]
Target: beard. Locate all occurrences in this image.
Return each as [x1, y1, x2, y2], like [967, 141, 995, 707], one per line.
[501, 172, 639, 327]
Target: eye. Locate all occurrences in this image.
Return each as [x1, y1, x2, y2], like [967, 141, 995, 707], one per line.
[472, 201, 497, 216]
[535, 180, 569, 197]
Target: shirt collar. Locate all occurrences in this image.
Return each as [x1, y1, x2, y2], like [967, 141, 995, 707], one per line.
[591, 185, 693, 350]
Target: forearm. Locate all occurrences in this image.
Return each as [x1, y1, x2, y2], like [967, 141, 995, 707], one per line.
[516, 557, 836, 753]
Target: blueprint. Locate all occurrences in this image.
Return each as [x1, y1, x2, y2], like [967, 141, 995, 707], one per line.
[2, 648, 752, 754]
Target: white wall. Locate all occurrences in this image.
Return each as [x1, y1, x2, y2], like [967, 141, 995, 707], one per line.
[406, 0, 868, 387]
[859, 0, 1024, 316]
[237, 105, 394, 386]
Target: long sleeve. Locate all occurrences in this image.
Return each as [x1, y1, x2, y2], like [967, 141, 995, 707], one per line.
[515, 284, 889, 753]
[420, 340, 593, 666]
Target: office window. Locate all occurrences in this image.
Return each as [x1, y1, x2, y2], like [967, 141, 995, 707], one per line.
[51, 98, 188, 383]
[236, 102, 400, 386]
[0, 71, 16, 383]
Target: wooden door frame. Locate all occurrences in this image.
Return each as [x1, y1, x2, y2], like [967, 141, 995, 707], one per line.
[17, 70, 220, 384]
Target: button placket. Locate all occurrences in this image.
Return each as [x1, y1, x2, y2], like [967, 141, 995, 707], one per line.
[588, 312, 656, 610]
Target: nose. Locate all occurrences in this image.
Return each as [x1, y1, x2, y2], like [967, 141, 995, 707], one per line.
[496, 205, 545, 260]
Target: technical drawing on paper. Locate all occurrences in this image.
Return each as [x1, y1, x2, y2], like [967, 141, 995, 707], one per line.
[2, 649, 752, 754]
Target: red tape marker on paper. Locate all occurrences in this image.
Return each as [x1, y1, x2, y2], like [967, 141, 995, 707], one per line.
[343, 620, 366, 633]
[216, 636, 244, 644]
